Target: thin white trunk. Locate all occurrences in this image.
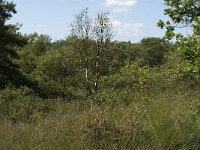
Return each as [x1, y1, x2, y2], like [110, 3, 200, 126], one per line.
[86, 67, 88, 81]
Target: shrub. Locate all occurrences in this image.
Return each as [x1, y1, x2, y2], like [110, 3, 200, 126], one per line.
[83, 117, 142, 150]
[83, 118, 121, 149]
[101, 62, 148, 91]
[0, 87, 54, 123]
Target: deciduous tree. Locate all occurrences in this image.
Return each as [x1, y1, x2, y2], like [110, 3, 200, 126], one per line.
[70, 9, 113, 94]
[92, 12, 113, 93]
[158, 0, 200, 84]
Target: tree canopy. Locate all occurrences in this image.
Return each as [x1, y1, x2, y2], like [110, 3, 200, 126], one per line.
[158, 0, 200, 84]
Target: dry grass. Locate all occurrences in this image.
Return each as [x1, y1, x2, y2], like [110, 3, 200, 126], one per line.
[0, 88, 199, 150]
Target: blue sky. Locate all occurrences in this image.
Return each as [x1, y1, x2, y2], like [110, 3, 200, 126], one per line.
[8, 0, 180, 42]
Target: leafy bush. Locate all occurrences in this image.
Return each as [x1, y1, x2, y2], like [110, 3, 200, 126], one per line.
[101, 62, 148, 91]
[0, 87, 54, 123]
[89, 89, 138, 108]
[29, 47, 79, 99]
[140, 37, 170, 67]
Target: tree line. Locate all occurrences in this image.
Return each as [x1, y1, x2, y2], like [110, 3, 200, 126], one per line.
[0, 0, 199, 99]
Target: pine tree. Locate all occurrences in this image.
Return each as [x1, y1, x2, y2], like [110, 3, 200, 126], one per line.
[0, 0, 27, 88]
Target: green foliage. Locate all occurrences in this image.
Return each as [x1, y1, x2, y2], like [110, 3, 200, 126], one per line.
[37, 50, 75, 82]
[158, 0, 200, 85]
[109, 41, 140, 72]
[88, 62, 148, 107]
[35, 48, 78, 99]
[102, 62, 147, 90]
[179, 34, 200, 82]
[109, 38, 171, 70]
[0, 87, 54, 123]
[157, 0, 199, 40]
[18, 34, 51, 74]
[140, 37, 170, 67]
[17, 34, 80, 99]
[70, 8, 113, 94]
[89, 89, 134, 108]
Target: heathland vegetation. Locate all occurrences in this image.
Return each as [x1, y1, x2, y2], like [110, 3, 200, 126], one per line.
[0, 0, 200, 149]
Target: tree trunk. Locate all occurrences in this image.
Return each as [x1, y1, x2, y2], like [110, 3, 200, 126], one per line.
[95, 44, 100, 93]
[85, 67, 92, 96]
[94, 70, 99, 93]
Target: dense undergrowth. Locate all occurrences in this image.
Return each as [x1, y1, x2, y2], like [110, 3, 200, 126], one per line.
[0, 52, 200, 150]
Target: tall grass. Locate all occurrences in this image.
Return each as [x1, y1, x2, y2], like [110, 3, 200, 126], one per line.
[0, 86, 199, 149]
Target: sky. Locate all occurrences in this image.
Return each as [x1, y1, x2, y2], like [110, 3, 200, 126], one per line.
[7, 0, 187, 42]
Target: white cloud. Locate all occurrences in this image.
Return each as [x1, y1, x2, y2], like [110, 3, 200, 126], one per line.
[105, 0, 137, 7]
[36, 24, 48, 28]
[104, 0, 137, 13]
[112, 20, 143, 36]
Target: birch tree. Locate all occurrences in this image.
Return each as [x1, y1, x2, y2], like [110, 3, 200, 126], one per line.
[70, 8, 93, 95]
[70, 9, 113, 95]
[92, 12, 113, 93]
